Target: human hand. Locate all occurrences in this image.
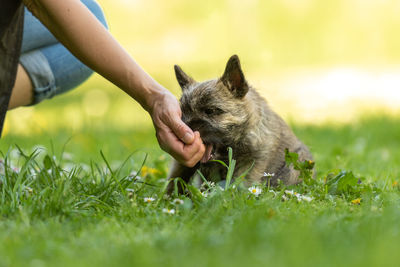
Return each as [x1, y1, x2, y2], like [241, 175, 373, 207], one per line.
[23, 0, 203, 165]
[149, 91, 205, 167]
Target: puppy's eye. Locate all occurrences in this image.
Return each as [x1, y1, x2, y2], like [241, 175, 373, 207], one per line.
[203, 107, 224, 116]
[204, 108, 214, 115]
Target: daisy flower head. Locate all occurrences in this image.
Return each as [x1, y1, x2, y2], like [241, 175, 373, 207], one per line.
[162, 208, 175, 215]
[144, 197, 155, 203]
[301, 195, 313, 202]
[248, 186, 262, 197]
[126, 188, 134, 199]
[284, 190, 295, 196]
[25, 186, 33, 195]
[263, 172, 275, 177]
[128, 171, 142, 182]
[172, 198, 184, 205]
[294, 192, 303, 201]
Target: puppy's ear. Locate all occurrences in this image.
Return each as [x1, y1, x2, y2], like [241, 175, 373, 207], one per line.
[174, 65, 195, 90]
[220, 55, 249, 98]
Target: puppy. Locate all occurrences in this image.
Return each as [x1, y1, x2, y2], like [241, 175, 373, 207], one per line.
[168, 55, 312, 191]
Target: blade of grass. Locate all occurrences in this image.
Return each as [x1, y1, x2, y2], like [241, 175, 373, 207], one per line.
[225, 147, 236, 191]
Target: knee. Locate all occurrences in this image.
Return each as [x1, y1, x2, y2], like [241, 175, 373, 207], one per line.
[23, 0, 42, 18]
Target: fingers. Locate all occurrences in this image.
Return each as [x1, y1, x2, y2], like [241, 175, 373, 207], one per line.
[169, 115, 195, 145]
[157, 128, 205, 167]
[153, 92, 194, 145]
[181, 131, 205, 167]
[149, 91, 204, 166]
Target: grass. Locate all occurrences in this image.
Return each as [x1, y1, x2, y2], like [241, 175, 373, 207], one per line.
[2, 1, 399, 265]
[1, 115, 400, 267]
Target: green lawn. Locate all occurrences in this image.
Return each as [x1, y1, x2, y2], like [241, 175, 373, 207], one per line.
[2, 0, 399, 265]
[1, 115, 400, 267]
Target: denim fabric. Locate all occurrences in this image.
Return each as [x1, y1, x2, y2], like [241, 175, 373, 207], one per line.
[19, 0, 108, 104]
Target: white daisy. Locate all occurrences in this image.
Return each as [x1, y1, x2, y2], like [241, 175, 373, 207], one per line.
[144, 197, 155, 203]
[25, 187, 33, 194]
[284, 190, 295, 196]
[126, 188, 134, 198]
[128, 171, 142, 181]
[162, 208, 175, 215]
[263, 172, 275, 177]
[248, 186, 262, 197]
[172, 199, 184, 205]
[301, 195, 313, 202]
[294, 192, 302, 201]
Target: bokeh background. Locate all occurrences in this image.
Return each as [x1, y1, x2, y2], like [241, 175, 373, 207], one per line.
[3, 0, 400, 148]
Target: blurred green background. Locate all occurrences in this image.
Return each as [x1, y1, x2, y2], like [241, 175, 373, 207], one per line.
[1, 3, 400, 265]
[3, 0, 400, 138]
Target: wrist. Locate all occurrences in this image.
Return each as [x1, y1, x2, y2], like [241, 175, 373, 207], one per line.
[140, 81, 169, 114]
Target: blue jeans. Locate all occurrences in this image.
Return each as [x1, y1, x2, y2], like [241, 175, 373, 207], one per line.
[19, 0, 108, 104]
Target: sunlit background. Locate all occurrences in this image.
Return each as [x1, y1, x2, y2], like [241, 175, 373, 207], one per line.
[4, 0, 400, 137]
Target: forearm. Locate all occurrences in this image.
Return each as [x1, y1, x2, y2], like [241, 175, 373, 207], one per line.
[23, 0, 164, 111]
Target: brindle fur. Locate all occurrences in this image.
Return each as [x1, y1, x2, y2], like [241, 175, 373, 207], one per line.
[168, 55, 312, 192]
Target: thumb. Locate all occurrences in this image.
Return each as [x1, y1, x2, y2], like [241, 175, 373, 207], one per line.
[169, 116, 194, 144]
